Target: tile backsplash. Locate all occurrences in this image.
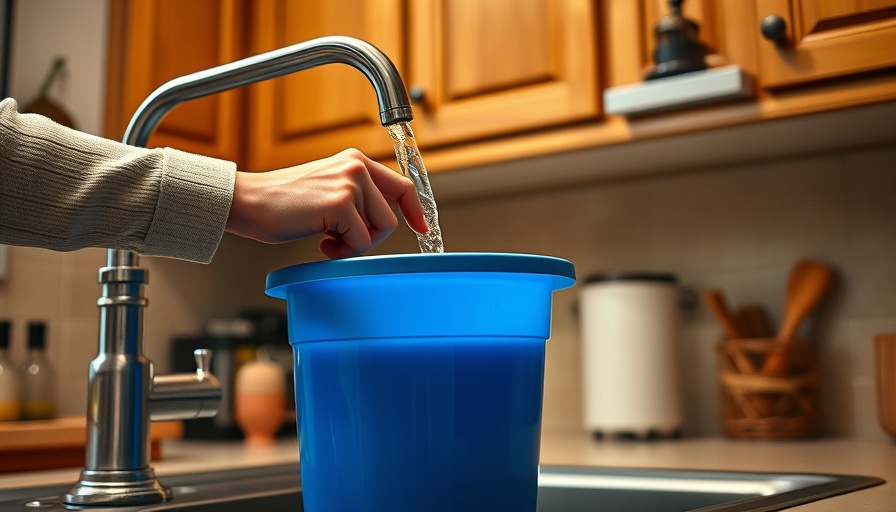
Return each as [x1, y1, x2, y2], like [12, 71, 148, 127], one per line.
[0, 143, 893, 440]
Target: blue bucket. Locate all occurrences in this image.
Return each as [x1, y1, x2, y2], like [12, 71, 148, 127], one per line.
[266, 253, 575, 512]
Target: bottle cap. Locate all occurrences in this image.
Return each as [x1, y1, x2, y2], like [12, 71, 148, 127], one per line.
[0, 321, 9, 349]
[28, 322, 46, 349]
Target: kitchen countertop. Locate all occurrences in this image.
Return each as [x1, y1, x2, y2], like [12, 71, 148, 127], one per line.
[1, 432, 893, 510]
[539, 433, 895, 511]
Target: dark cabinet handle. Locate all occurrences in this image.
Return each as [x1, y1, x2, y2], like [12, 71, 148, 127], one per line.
[408, 86, 426, 103]
[761, 15, 788, 45]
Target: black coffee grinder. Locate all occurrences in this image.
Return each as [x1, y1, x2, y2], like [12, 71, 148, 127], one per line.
[646, 0, 707, 80]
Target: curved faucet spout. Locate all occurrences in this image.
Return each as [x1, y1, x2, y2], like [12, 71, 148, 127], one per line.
[125, 35, 413, 148]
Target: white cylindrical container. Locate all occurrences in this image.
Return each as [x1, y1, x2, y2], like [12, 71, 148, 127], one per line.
[580, 272, 683, 439]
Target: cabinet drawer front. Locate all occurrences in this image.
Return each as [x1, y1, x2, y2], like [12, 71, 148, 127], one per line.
[246, 0, 403, 170]
[111, 0, 245, 160]
[407, 0, 602, 148]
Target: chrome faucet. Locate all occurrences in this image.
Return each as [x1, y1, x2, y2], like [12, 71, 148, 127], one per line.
[63, 36, 413, 507]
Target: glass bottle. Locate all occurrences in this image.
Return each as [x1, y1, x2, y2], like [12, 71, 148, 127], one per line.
[0, 321, 20, 421]
[20, 322, 56, 420]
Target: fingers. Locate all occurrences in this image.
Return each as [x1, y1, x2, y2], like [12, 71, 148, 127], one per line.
[352, 151, 428, 235]
[226, 149, 427, 260]
[318, 152, 400, 258]
[332, 206, 373, 257]
[351, 161, 400, 248]
[320, 229, 366, 260]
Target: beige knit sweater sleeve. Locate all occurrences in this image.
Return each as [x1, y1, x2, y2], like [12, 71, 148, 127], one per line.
[0, 98, 236, 263]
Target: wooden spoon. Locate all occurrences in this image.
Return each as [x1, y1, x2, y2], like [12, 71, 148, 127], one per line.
[703, 289, 744, 340]
[762, 260, 833, 376]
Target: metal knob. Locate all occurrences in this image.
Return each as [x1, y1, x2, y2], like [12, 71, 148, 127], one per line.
[194, 348, 212, 375]
[408, 86, 425, 104]
[761, 15, 788, 45]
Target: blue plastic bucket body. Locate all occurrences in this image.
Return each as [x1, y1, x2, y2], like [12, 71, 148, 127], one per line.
[295, 335, 545, 512]
[265, 253, 575, 512]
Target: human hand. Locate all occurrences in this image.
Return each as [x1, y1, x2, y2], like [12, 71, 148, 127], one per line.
[225, 148, 428, 259]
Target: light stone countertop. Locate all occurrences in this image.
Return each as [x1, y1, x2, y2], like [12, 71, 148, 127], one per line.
[539, 432, 895, 511]
[1, 433, 893, 510]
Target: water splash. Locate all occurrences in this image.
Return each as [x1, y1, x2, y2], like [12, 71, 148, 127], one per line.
[388, 122, 444, 253]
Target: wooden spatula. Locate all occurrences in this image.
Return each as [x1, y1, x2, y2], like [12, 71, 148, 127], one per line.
[762, 260, 833, 376]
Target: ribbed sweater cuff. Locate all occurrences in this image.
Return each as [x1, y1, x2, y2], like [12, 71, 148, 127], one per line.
[143, 148, 236, 263]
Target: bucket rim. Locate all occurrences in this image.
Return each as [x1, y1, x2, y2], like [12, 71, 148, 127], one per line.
[265, 252, 575, 298]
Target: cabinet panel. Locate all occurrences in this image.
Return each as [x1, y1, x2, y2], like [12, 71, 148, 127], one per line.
[245, 0, 403, 171]
[111, 0, 245, 161]
[407, 0, 601, 148]
[755, 0, 896, 88]
[442, 1, 554, 99]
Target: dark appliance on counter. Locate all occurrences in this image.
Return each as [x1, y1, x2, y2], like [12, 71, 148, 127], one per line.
[170, 310, 295, 440]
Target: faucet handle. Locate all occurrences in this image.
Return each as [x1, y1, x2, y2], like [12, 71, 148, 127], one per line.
[194, 349, 213, 376]
[149, 349, 222, 422]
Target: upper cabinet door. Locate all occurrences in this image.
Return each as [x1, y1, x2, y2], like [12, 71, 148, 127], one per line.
[406, 0, 601, 148]
[755, 0, 896, 88]
[107, 0, 246, 160]
[245, 0, 404, 171]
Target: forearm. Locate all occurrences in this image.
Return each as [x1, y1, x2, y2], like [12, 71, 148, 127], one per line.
[0, 98, 235, 263]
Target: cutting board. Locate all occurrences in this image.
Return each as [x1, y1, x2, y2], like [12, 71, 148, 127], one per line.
[0, 417, 182, 473]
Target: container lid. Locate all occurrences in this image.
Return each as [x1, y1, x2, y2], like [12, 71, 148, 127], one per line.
[584, 272, 677, 284]
[266, 252, 576, 299]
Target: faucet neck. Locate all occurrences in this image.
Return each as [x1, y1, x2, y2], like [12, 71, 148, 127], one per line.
[125, 35, 413, 148]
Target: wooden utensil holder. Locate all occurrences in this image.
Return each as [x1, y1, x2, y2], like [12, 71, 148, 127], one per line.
[717, 338, 819, 439]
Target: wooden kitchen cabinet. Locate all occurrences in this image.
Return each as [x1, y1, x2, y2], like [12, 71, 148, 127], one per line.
[245, 0, 602, 170]
[615, 0, 896, 90]
[106, 0, 603, 170]
[404, 0, 601, 148]
[596, 0, 896, 137]
[244, 0, 404, 171]
[104, 0, 247, 161]
[753, 0, 896, 88]
[104, 0, 896, 181]
[106, 0, 403, 169]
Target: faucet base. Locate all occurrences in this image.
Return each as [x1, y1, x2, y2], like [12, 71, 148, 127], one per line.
[62, 468, 172, 506]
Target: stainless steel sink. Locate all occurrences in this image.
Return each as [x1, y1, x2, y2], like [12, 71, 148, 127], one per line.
[537, 466, 882, 511]
[0, 463, 882, 511]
